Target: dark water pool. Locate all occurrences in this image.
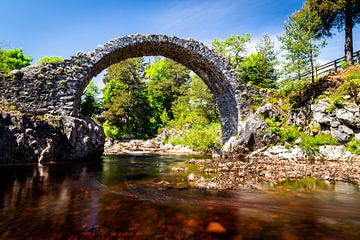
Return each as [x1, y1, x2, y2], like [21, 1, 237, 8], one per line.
[0, 155, 359, 239]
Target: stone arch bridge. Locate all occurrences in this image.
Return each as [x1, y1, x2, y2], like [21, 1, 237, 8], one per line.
[0, 34, 254, 142]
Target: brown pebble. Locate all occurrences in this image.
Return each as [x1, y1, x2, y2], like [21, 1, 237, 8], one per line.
[206, 222, 226, 233]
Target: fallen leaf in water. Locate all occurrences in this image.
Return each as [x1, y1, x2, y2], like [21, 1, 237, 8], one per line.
[185, 219, 197, 227]
[206, 222, 226, 233]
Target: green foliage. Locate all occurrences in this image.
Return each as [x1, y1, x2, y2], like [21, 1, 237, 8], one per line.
[36, 56, 63, 64]
[345, 69, 360, 81]
[160, 109, 170, 127]
[0, 49, 32, 72]
[80, 80, 103, 117]
[164, 75, 220, 153]
[277, 79, 309, 98]
[346, 138, 360, 155]
[341, 60, 349, 69]
[169, 122, 222, 153]
[265, 117, 339, 152]
[278, 8, 326, 82]
[344, 69, 360, 104]
[99, 56, 220, 150]
[240, 52, 278, 88]
[102, 58, 153, 139]
[305, 0, 360, 63]
[212, 33, 251, 70]
[213, 33, 279, 89]
[300, 133, 339, 152]
[327, 96, 344, 113]
[145, 58, 190, 126]
[103, 120, 122, 140]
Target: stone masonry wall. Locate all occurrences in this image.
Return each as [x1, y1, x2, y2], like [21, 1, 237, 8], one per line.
[0, 34, 255, 142]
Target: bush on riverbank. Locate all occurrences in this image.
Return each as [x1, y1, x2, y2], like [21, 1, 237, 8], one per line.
[265, 117, 339, 153]
[166, 122, 221, 153]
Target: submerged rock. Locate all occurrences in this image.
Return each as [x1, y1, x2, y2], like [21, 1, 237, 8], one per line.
[206, 222, 226, 234]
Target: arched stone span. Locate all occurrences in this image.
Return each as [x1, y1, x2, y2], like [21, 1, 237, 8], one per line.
[0, 34, 248, 142]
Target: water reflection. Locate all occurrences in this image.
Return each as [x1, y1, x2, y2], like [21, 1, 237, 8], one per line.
[0, 155, 359, 239]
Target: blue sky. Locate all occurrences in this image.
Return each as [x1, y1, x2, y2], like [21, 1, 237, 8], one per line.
[1, 0, 359, 88]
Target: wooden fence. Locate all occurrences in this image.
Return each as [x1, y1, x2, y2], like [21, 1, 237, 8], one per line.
[294, 50, 360, 80]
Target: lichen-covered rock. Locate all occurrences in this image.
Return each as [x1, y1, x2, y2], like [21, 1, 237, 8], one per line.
[335, 108, 360, 128]
[287, 106, 312, 129]
[311, 101, 360, 144]
[256, 103, 280, 119]
[331, 125, 354, 142]
[221, 105, 280, 157]
[0, 111, 104, 163]
[319, 145, 354, 161]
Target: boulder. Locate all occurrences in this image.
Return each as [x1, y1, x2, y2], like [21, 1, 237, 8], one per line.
[311, 101, 330, 113]
[0, 111, 105, 163]
[287, 106, 311, 128]
[335, 108, 360, 128]
[313, 112, 333, 125]
[319, 145, 353, 161]
[222, 105, 280, 157]
[355, 133, 360, 141]
[256, 103, 280, 119]
[331, 125, 354, 142]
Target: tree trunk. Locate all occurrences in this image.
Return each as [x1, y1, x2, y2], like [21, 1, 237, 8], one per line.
[310, 43, 315, 84]
[345, 0, 354, 65]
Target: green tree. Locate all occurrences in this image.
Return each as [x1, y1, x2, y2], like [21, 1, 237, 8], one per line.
[102, 58, 153, 139]
[305, 0, 360, 64]
[239, 33, 278, 88]
[212, 33, 251, 70]
[278, 9, 326, 82]
[240, 52, 278, 88]
[80, 80, 103, 117]
[167, 75, 221, 153]
[0, 49, 32, 72]
[172, 75, 218, 124]
[145, 58, 190, 126]
[37, 56, 63, 64]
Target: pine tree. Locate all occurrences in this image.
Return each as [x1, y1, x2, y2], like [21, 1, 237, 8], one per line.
[305, 0, 360, 64]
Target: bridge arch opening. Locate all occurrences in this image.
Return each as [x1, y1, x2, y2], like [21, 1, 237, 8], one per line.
[73, 35, 239, 142]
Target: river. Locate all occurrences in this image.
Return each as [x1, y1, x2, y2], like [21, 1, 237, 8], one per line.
[0, 155, 359, 239]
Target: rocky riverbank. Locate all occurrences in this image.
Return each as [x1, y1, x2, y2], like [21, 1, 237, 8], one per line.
[183, 157, 360, 190]
[0, 110, 105, 163]
[104, 139, 198, 155]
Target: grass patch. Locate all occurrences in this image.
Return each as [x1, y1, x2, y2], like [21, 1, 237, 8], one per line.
[346, 138, 360, 155]
[265, 117, 339, 152]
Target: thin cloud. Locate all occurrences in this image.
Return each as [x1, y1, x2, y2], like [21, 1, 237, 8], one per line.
[148, 0, 242, 38]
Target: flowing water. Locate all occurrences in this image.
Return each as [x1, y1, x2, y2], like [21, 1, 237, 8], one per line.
[0, 155, 359, 239]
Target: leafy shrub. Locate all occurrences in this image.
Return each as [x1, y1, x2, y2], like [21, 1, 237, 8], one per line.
[340, 60, 349, 69]
[37, 56, 63, 64]
[0, 49, 32, 72]
[169, 122, 222, 153]
[277, 79, 309, 98]
[300, 133, 339, 151]
[346, 138, 360, 155]
[344, 69, 360, 104]
[327, 96, 344, 113]
[103, 120, 122, 140]
[265, 117, 339, 152]
[265, 118, 299, 143]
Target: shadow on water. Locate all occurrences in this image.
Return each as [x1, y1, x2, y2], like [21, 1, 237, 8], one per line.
[0, 155, 360, 239]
